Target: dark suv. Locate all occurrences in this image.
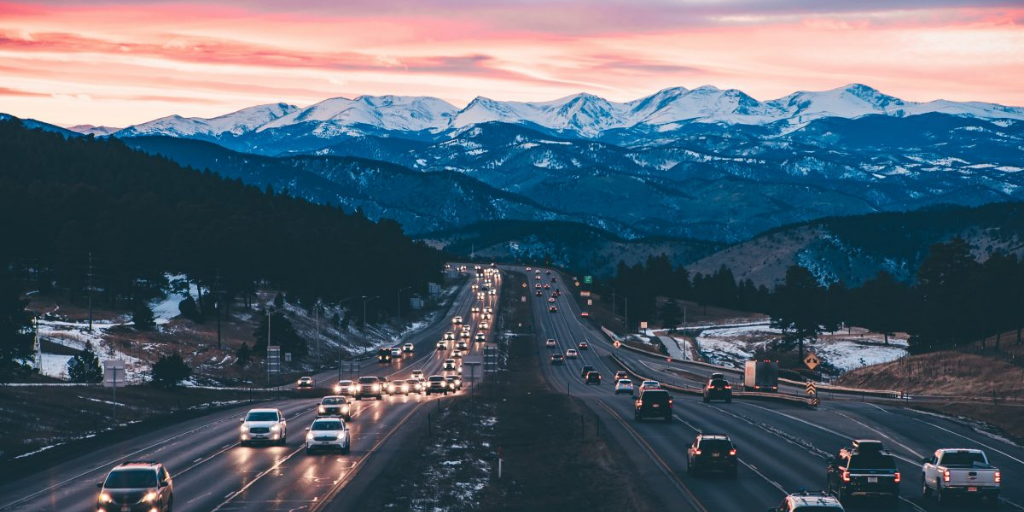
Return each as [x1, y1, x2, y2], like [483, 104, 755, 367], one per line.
[97, 461, 173, 512]
[377, 348, 392, 363]
[826, 439, 900, 508]
[585, 371, 601, 385]
[703, 377, 732, 403]
[634, 389, 673, 422]
[580, 365, 596, 379]
[686, 434, 738, 477]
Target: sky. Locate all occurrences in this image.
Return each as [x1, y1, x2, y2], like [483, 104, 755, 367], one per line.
[1, 0, 1022, 127]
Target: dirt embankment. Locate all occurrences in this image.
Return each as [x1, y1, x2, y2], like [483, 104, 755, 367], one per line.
[838, 351, 1024, 399]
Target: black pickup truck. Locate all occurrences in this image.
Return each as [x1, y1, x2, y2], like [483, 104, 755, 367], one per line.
[826, 439, 900, 509]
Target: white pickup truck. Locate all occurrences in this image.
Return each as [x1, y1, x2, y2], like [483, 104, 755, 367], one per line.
[921, 448, 1000, 506]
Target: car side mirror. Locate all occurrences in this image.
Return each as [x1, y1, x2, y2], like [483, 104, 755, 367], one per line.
[305, 427, 310, 431]
[97, 482, 103, 489]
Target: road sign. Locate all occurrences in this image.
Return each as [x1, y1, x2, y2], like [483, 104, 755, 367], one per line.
[579, 290, 591, 297]
[639, 321, 648, 330]
[583, 275, 592, 284]
[574, 281, 580, 287]
[613, 340, 622, 349]
[587, 299, 593, 305]
[805, 381, 817, 396]
[103, 359, 126, 388]
[267, 346, 281, 374]
[804, 353, 820, 371]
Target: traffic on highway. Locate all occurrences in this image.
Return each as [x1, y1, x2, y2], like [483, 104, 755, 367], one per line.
[0, 265, 1020, 512]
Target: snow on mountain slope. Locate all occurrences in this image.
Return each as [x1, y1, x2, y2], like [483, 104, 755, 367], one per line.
[118, 102, 297, 137]
[257, 95, 457, 134]
[111, 84, 1024, 141]
[67, 125, 122, 136]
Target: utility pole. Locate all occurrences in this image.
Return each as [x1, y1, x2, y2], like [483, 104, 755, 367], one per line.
[87, 252, 94, 332]
[362, 295, 379, 332]
[397, 287, 411, 320]
[315, 300, 321, 369]
[624, 297, 629, 335]
[215, 269, 223, 350]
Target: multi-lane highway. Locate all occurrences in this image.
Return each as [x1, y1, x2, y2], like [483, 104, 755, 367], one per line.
[519, 265, 1024, 512]
[0, 270, 501, 512]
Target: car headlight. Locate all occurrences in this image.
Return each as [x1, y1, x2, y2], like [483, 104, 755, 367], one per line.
[270, 424, 281, 432]
[337, 432, 347, 440]
[318, 406, 326, 413]
[240, 425, 249, 432]
[98, 493, 113, 503]
[342, 405, 350, 413]
[306, 432, 314, 441]
[143, 491, 158, 503]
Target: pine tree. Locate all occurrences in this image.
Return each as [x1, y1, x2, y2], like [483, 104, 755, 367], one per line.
[0, 269, 34, 381]
[67, 341, 103, 383]
[660, 299, 682, 332]
[235, 342, 251, 366]
[273, 292, 285, 308]
[178, 295, 202, 322]
[133, 302, 156, 330]
[151, 351, 192, 388]
[770, 266, 824, 361]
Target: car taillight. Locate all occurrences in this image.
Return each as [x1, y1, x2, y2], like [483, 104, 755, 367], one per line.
[724, 385, 732, 389]
[995, 471, 1001, 483]
[842, 470, 851, 483]
[729, 448, 737, 456]
[693, 449, 701, 456]
[668, 399, 673, 408]
[943, 469, 950, 482]
[894, 472, 901, 483]
[636, 400, 642, 407]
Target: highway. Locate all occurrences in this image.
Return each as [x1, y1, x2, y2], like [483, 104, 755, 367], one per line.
[519, 265, 1024, 512]
[0, 269, 500, 512]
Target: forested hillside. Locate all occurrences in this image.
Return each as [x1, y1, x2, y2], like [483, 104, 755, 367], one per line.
[0, 119, 443, 312]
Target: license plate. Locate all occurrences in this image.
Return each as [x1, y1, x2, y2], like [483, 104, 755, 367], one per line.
[653, 404, 660, 408]
[868, 477, 878, 483]
[122, 506, 131, 512]
[712, 453, 720, 458]
[969, 487, 978, 492]
[252, 435, 266, 439]
[319, 441, 334, 445]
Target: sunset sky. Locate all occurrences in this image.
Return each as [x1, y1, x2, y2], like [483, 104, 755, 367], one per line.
[2, 0, 1022, 127]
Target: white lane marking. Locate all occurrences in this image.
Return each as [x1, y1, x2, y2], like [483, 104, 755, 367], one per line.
[193, 457, 203, 463]
[866, 402, 891, 414]
[834, 412, 924, 459]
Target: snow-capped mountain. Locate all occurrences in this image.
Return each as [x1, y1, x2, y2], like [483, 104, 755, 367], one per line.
[118, 102, 298, 138]
[112, 84, 1024, 146]
[67, 124, 122, 136]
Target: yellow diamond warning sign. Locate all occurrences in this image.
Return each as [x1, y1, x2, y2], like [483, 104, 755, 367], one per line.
[804, 353, 820, 371]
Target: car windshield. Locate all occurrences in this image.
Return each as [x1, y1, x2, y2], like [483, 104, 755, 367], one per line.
[941, 452, 986, 466]
[617, 380, 631, 385]
[429, 376, 444, 382]
[322, 397, 344, 405]
[642, 391, 670, 402]
[246, 411, 278, 421]
[848, 453, 897, 470]
[699, 439, 733, 451]
[710, 379, 729, 386]
[358, 377, 377, 384]
[104, 469, 158, 489]
[312, 421, 343, 431]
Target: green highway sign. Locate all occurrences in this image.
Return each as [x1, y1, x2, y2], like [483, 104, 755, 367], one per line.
[583, 275, 593, 284]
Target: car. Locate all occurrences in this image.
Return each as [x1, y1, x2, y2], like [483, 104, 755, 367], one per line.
[317, 396, 352, 421]
[403, 342, 415, 353]
[489, 289, 497, 295]
[549, 305, 558, 312]
[548, 297, 556, 303]
[615, 379, 634, 395]
[445, 375, 463, 390]
[305, 417, 350, 455]
[443, 359, 457, 372]
[426, 375, 449, 395]
[703, 377, 733, 403]
[240, 408, 287, 445]
[535, 275, 541, 280]
[614, 371, 629, 381]
[580, 311, 589, 317]
[536, 291, 543, 296]
[412, 369, 425, 380]
[578, 341, 589, 350]
[460, 331, 471, 339]
[565, 348, 578, 359]
[334, 379, 356, 396]
[546, 270, 551, 275]
[638, 380, 661, 394]
[826, 440, 901, 507]
[634, 389, 672, 422]
[452, 350, 463, 359]
[297, 376, 315, 389]
[585, 371, 601, 385]
[355, 376, 383, 400]
[686, 433, 738, 477]
[580, 365, 596, 378]
[551, 354, 565, 365]
[479, 321, 490, 330]
[551, 277, 557, 283]
[483, 313, 492, 321]
[526, 266, 532, 271]
[475, 332, 486, 342]
[456, 340, 468, 350]
[407, 379, 423, 394]
[922, 449, 1000, 506]
[535, 269, 541, 274]
[386, 378, 410, 395]
[96, 461, 173, 512]
[452, 316, 463, 324]
[390, 347, 402, 358]
[769, 491, 846, 512]
[545, 339, 557, 348]
[471, 305, 480, 313]
[377, 348, 392, 363]
[477, 292, 486, 300]
[444, 331, 455, 341]
[436, 340, 447, 350]
[484, 307, 493, 314]
[544, 284, 551, 289]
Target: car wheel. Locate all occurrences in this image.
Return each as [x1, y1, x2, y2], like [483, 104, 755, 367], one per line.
[280, 434, 287, 445]
[921, 479, 932, 502]
[165, 497, 173, 512]
[342, 446, 351, 455]
[936, 484, 947, 507]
